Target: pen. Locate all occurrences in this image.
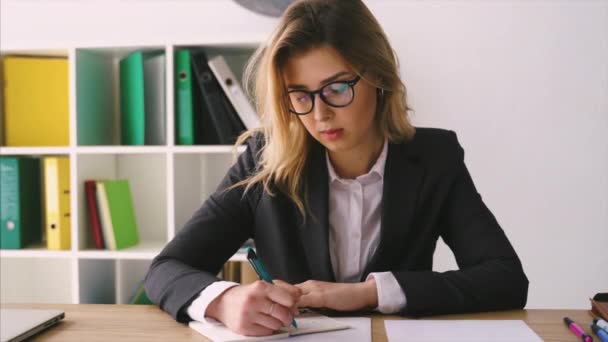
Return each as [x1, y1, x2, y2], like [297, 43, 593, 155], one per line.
[594, 318, 608, 332]
[564, 317, 593, 342]
[246, 247, 298, 329]
[592, 323, 608, 342]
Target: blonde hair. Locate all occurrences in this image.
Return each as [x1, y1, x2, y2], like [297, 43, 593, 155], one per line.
[232, 0, 415, 217]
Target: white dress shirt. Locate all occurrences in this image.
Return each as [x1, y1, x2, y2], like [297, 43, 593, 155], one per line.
[187, 139, 406, 322]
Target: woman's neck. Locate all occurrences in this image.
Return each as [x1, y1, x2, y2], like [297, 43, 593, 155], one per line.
[328, 134, 385, 180]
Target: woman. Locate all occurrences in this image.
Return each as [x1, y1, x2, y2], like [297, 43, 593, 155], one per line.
[145, 0, 528, 336]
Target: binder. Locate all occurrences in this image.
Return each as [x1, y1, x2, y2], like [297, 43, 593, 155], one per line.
[0, 157, 43, 249]
[44, 157, 71, 250]
[128, 280, 153, 305]
[96, 180, 139, 250]
[208, 55, 261, 130]
[190, 50, 246, 145]
[84, 180, 104, 249]
[119, 51, 146, 145]
[174, 49, 195, 145]
[143, 53, 166, 145]
[2, 56, 69, 146]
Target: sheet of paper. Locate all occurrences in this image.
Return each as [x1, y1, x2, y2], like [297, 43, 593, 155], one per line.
[189, 320, 289, 342]
[189, 314, 364, 342]
[384, 320, 542, 342]
[274, 317, 371, 342]
[279, 311, 351, 336]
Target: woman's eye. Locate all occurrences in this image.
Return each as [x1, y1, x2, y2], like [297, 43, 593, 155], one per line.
[327, 83, 349, 94]
[297, 95, 310, 103]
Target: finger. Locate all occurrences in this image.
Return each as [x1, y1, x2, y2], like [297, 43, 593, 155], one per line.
[298, 292, 323, 308]
[256, 299, 293, 326]
[273, 279, 302, 298]
[252, 311, 286, 331]
[294, 280, 316, 294]
[266, 284, 297, 308]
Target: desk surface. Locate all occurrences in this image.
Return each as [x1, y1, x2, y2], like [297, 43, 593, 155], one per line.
[0, 303, 594, 342]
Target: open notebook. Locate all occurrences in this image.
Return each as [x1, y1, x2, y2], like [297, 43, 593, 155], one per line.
[189, 311, 351, 342]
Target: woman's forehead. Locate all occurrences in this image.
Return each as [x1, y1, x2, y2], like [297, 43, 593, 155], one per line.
[282, 46, 353, 88]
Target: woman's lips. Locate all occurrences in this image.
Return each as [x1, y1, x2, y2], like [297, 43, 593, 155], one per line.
[320, 128, 344, 141]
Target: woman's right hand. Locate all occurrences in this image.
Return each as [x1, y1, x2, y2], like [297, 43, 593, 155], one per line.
[205, 280, 301, 336]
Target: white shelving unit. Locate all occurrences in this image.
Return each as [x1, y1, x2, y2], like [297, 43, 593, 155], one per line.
[0, 43, 256, 304]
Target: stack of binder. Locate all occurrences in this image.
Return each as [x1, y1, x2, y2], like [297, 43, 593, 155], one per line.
[119, 51, 166, 145]
[174, 48, 260, 145]
[84, 179, 139, 250]
[0, 156, 71, 250]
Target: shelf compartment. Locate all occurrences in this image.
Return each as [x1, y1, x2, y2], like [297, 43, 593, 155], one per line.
[1, 257, 73, 303]
[76, 153, 167, 251]
[76, 46, 166, 146]
[173, 153, 235, 235]
[78, 259, 151, 304]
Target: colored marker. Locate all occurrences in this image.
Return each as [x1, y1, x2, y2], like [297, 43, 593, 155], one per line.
[594, 318, 608, 332]
[592, 323, 608, 342]
[564, 317, 593, 342]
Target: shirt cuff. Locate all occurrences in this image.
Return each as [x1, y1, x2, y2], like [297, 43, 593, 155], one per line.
[186, 281, 240, 323]
[366, 272, 407, 314]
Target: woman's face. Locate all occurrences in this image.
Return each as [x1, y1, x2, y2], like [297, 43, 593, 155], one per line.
[283, 45, 382, 153]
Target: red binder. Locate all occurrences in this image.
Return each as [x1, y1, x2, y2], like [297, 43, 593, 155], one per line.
[85, 180, 105, 249]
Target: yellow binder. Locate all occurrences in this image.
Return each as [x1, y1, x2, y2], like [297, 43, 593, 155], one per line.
[2, 56, 69, 146]
[44, 156, 71, 250]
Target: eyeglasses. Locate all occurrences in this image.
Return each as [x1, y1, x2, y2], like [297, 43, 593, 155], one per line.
[287, 76, 361, 115]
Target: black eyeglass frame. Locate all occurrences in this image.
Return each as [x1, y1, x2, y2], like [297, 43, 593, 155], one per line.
[287, 75, 362, 115]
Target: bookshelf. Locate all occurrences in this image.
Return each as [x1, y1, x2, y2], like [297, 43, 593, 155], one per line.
[0, 44, 256, 304]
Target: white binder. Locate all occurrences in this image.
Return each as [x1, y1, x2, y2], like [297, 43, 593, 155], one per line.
[208, 55, 261, 130]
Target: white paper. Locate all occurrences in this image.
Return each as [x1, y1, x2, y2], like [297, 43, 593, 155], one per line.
[189, 313, 359, 342]
[275, 317, 371, 342]
[384, 320, 542, 342]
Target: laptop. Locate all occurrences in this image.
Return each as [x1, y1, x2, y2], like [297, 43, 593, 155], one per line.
[0, 308, 65, 342]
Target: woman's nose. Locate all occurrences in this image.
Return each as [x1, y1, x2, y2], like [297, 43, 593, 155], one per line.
[312, 95, 332, 122]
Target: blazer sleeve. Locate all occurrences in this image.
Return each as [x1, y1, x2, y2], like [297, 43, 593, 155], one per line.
[144, 135, 262, 322]
[395, 131, 529, 316]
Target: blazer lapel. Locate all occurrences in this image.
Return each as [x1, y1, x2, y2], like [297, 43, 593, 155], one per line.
[298, 142, 336, 282]
[361, 140, 425, 279]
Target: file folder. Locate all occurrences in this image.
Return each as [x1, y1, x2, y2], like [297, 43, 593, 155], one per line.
[2, 56, 69, 146]
[0, 157, 43, 249]
[44, 157, 71, 250]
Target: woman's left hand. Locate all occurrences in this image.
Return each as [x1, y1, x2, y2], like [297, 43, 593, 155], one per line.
[290, 278, 378, 311]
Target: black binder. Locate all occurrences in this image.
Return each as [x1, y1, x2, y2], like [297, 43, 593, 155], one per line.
[190, 49, 246, 145]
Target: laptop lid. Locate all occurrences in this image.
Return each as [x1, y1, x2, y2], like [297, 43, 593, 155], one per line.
[0, 308, 65, 342]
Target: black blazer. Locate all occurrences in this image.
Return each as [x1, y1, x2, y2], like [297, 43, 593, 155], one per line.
[145, 128, 528, 323]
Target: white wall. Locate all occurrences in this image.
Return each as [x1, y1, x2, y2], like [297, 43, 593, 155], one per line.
[2, 0, 606, 309]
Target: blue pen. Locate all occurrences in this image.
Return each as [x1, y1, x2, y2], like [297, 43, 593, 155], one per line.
[246, 247, 298, 329]
[592, 323, 608, 342]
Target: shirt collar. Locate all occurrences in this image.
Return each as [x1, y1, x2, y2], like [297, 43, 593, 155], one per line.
[326, 139, 389, 183]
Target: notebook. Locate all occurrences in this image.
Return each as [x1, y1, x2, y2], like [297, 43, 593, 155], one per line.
[189, 310, 350, 342]
[0, 308, 65, 342]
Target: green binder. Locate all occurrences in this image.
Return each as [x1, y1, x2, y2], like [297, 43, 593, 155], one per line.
[0, 157, 43, 249]
[120, 51, 146, 145]
[129, 281, 153, 305]
[102, 180, 139, 250]
[175, 49, 194, 145]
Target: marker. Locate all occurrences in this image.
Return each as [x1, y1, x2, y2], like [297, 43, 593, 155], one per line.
[592, 323, 608, 342]
[564, 317, 593, 342]
[594, 318, 608, 332]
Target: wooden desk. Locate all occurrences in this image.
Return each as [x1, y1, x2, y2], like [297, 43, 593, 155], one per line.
[1, 303, 594, 342]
